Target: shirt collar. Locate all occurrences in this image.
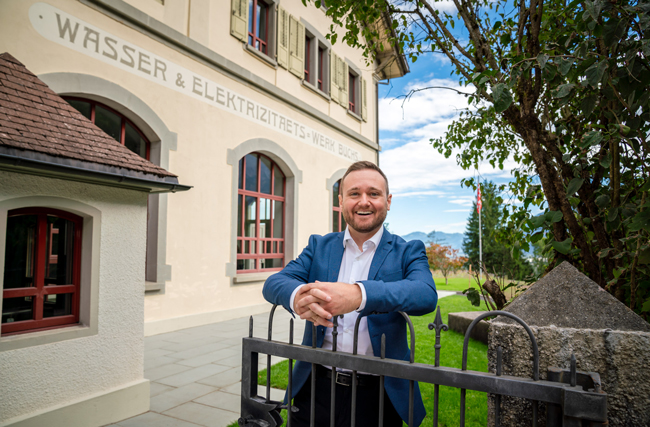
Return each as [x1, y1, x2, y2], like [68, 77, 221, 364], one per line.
[343, 225, 384, 251]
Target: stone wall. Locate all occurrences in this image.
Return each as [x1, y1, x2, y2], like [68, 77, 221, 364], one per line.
[488, 262, 650, 426]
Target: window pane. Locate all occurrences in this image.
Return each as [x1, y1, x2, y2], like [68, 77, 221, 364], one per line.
[237, 195, 243, 237]
[239, 259, 255, 270]
[245, 196, 257, 237]
[273, 201, 283, 238]
[94, 105, 122, 142]
[261, 258, 282, 269]
[3, 215, 37, 289]
[258, 3, 267, 42]
[333, 210, 339, 233]
[238, 158, 244, 189]
[333, 180, 340, 207]
[67, 99, 91, 120]
[341, 211, 347, 230]
[248, 0, 254, 34]
[124, 122, 147, 159]
[274, 166, 284, 196]
[260, 156, 272, 194]
[245, 154, 258, 192]
[279, 241, 283, 254]
[260, 198, 272, 237]
[43, 293, 73, 318]
[266, 241, 272, 254]
[45, 216, 75, 286]
[2, 296, 33, 323]
[237, 240, 242, 254]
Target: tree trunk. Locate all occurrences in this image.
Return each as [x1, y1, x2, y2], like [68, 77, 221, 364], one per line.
[482, 279, 508, 310]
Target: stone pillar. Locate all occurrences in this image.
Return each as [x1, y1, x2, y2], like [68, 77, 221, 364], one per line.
[488, 262, 650, 426]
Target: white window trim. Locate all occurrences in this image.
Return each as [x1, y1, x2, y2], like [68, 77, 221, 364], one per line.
[226, 138, 303, 283]
[327, 168, 347, 233]
[0, 196, 100, 351]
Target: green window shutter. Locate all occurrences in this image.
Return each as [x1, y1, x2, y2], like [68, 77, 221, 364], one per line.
[288, 15, 305, 78]
[230, 0, 248, 42]
[361, 76, 367, 121]
[330, 51, 339, 103]
[339, 58, 348, 106]
[277, 7, 289, 68]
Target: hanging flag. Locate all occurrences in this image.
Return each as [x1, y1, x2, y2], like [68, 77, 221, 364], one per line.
[477, 184, 482, 214]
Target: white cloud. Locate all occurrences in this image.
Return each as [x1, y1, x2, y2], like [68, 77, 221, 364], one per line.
[439, 221, 468, 234]
[379, 78, 472, 131]
[392, 190, 447, 197]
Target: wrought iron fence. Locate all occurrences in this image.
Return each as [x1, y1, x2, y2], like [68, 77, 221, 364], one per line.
[239, 305, 607, 427]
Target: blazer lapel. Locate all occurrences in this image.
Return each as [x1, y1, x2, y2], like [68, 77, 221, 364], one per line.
[327, 232, 345, 282]
[368, 229, 394, 280]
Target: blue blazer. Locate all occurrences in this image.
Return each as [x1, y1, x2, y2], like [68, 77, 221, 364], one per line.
[263, 229, 437, 426]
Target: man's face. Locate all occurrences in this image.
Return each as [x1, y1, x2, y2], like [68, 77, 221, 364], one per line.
[339, 169, 392, 235]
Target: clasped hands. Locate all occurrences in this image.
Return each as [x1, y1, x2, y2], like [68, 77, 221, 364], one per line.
[293, 281, 362, 328]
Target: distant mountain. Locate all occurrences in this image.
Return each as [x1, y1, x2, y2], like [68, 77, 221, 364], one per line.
[400, 230, 466, 255]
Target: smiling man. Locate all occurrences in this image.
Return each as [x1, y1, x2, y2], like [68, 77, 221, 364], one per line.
[263, 161, 437, 427]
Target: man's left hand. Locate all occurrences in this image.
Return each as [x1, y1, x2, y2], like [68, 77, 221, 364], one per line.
[298, 281, 362, 321]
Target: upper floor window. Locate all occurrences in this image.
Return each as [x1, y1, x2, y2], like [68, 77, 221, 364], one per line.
[332, 179, 346, 233]
[2, 208, 82, 335]
[237, 153, 285, 272]
[248, 0, 270, 54]
[303, 31, 329, 94]
[348, 71, 357, 113]
[64, 97, 150, 160]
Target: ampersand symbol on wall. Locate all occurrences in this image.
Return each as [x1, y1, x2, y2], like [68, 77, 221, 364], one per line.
[176, 73, 185, 88]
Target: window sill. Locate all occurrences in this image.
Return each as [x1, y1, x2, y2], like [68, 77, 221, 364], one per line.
[234, 271, 274, 284]
[347, 109, 363, 122]
[301, 80, 330, 101]
[0, 323, 96, 352]
[145, 281, 165, 293]
[243, 43, 278, 69]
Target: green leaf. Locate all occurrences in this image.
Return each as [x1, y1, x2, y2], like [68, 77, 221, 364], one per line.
[554, 84, 575, 98]
[596, 194, 610, 208]
[581, 131, 603, 148]
[566, 178, 584, 195]
[551, 237, 572, 255]
[537, 53, 550, 69]
[600, 153, 612, 168]
[598, 247, 614, 258]
[545, 210, 564, 223]
[608, 208, 619, 222]
[530, 214, 546, 228]
[530, 231, 544, 243]
[642, 299, 650, 313]
[585, 61, 608, 87]
[492, 83, 513, 113]
[629, 210, 650, 232]
[463, 287, 481, 307]
[559, 57, 574, 75]
[580, 94, 598, 117]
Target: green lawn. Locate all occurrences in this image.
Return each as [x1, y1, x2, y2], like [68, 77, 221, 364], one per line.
[432, 276, 481, 293]
[247, 296, 488, 427]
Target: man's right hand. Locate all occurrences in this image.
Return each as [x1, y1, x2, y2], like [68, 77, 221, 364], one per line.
[293, 283, 334, 327]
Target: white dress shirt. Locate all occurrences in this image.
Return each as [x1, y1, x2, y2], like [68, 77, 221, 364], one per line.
[289, 226, 383, 360]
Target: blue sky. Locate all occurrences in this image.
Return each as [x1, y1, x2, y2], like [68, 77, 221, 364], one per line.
[377, 53, 517, 237]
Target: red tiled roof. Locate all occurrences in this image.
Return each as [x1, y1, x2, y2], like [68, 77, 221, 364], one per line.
[0, 52, 176, 178]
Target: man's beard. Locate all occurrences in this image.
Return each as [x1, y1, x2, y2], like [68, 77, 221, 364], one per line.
[342, 209, 387, 234]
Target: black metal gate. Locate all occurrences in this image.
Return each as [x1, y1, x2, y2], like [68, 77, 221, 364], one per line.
[239, 305, 607, 427]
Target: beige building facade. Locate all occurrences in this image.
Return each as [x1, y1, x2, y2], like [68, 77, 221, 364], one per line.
[0, 1, 406, 422]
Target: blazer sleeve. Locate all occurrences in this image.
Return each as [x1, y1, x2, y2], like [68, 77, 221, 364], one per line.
[262, 234, 317, 313]
[359, 239, 437, 317]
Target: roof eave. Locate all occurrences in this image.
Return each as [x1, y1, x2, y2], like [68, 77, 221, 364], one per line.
[0, 152, 192, 194]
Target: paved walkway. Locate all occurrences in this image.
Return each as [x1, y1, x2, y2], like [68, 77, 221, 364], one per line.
[106, 291, 457, 427]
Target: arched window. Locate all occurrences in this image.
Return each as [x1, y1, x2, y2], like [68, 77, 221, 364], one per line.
[63, 97, 150, 160]
[237, 153, 285, 272]
[332, 179, 346, 232]
[2, 208, 82, 335]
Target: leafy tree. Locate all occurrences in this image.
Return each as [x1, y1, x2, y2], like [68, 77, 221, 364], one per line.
[426, 242, 468, 285]
[311, 0, 650, 319]
[463, 181, 534, 280]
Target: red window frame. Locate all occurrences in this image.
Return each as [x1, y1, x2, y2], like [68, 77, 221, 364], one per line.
[2, 208, 82, 336]
[333, 179, 345, 233]
[317, 47, 324, 91]
[237, 153, 285, 273]
[63, 97, 151, 160]
[349, 72, 356, 112]
[248, 0, 269, 55]
[304, 35, 311, 81]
